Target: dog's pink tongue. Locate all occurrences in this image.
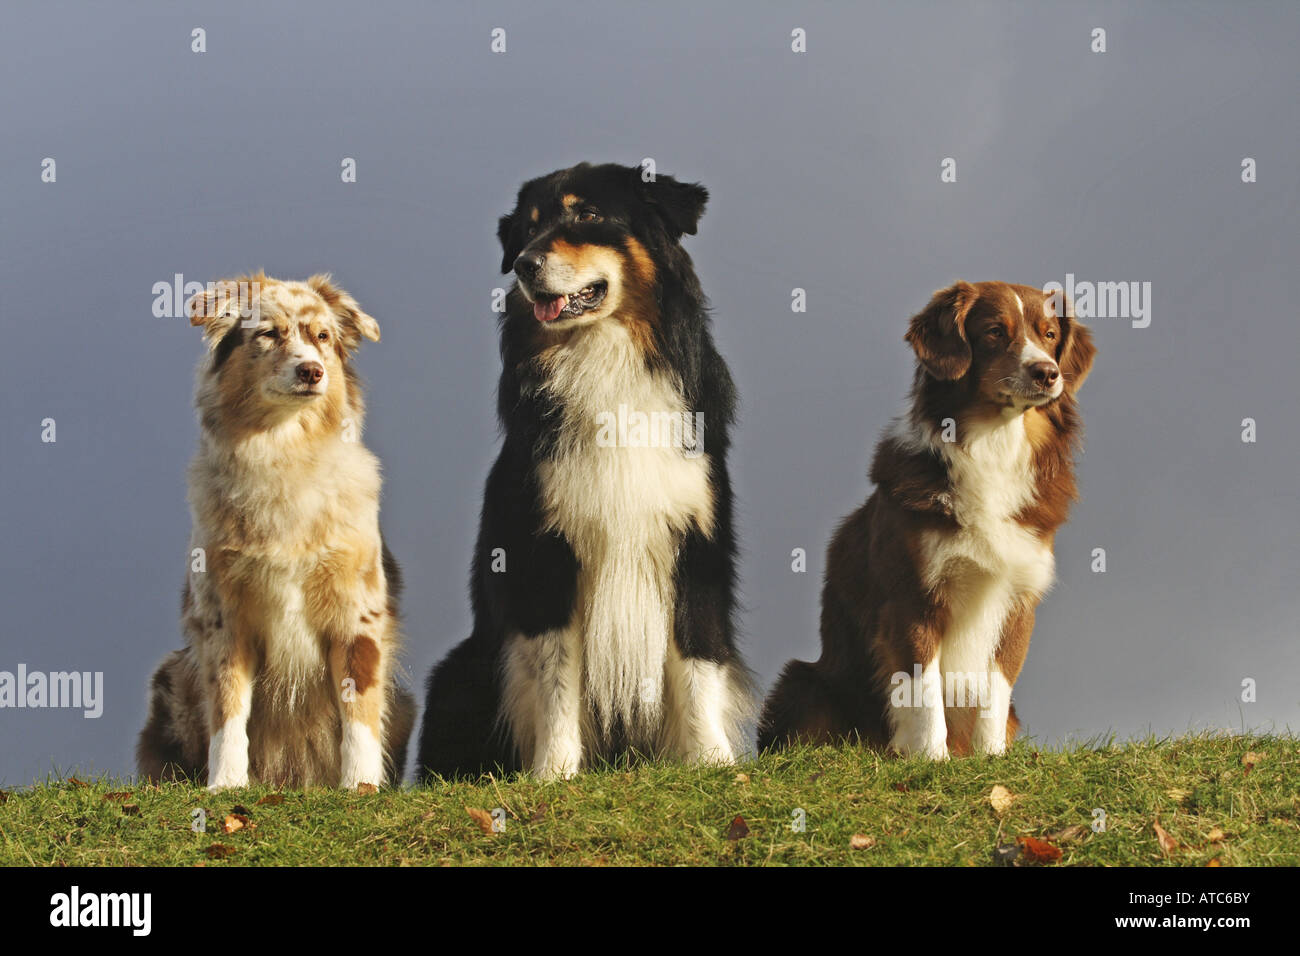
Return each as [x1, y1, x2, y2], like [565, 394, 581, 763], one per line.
[534, 296, 567, 322]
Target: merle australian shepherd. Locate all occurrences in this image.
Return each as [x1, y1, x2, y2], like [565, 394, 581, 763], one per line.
[137, 274, 414, 789]
[416, 162, 753, 780]
[759, 281, 1095, 758]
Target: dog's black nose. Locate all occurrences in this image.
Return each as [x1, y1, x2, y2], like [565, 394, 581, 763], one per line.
[296, 362, 324, 385]
[1028, 361, 1059, 388]
[513, 253, 544, 281]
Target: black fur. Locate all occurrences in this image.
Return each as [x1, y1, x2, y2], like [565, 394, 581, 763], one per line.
[416, 163, 742, 780]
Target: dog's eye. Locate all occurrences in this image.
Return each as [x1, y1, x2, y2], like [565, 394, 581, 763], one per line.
[1044, 330, 1057, 340]
[578, 209, 602, 223]
[317, 330, 330, 342]
[257, 329, 278, 340]
[526, 225, 537, 237]
[984, 327, 1005, 340]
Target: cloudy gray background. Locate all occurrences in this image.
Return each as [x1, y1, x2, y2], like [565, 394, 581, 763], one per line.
[2, 1, 1297, 786]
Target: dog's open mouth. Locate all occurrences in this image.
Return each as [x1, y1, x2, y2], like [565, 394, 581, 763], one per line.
[532, 281, 608, 323]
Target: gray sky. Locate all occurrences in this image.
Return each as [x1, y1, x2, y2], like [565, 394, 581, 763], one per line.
[2, 1, 1297, 786]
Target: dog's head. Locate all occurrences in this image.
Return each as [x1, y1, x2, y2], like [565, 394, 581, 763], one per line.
[187, 273, 379, 432]
[905, 280, 1095, 411]
[496, 162, 708, 331]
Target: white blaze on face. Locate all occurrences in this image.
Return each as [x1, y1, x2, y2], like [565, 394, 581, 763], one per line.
[1019, 337, 1063, 399]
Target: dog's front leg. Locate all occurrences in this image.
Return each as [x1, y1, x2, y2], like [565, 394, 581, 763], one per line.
[202, 631, 255, 790]
[529, 625, 584, 780]
[664, 644, 736, 765]
[503, 627, 583, 781]
[330, 632, 387, 789]
[888, 654, 950, 760]
[972, 603, 1035, 756]
[665, 528, 746, 765]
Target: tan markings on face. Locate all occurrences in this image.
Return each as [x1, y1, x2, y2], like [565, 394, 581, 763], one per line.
[530, 207, 539, 222]
[547, 239, 623, 281]
[1030, 313, 1061, 355]
[561, 193, 582, 209]
[624, 236, 657, 286]
[619, 237, 660, 354]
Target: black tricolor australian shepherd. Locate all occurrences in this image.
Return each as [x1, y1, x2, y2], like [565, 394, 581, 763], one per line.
[417, 162, 753, 779]
[759, 281, 1095, 757]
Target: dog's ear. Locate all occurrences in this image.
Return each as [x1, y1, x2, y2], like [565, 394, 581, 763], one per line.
[497, 212, 519, 274]
[905, 281, 979, 380]
[637, 170, 708, 239]
[187, 279, 246, 349]
[308, 274, 380, 346]
[1058, 313, 1096, 394]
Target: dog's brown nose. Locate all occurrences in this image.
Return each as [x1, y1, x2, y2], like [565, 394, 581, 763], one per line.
[296, 362, 324, 385]
[1027, 361, 1059, 388]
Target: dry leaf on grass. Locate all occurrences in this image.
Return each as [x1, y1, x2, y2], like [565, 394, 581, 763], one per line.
[101, 791, 132, 803]
[0, 791, 8, 805]
[68, 777, 88, 788]
[1207, 827, 1226, 844]
[356, 782, 378, 795]
[1242, 752, 1263, 775]
[204, 844, 236, 859]
[528, 803, 549, 824]
[120, 804, 141, 816]
[726, 815, 750, 841]
[849, 833, 876, 850]
[1153, 819, 1178, 855]
[466, 807, 496, 835]
[734, 772, 750, 784]
[1206, 857, 1223, 867]
[256, 793, 284, 806]
[1166, 788, 1190, 803]
[1016, 836, 1062, 864]
[988, 785, 1016, 814]
[222, 813, 254, 834]
[1043, 824, 1088, 844]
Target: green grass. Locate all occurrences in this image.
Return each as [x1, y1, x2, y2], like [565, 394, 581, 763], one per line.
[2, 733, 1296, 866]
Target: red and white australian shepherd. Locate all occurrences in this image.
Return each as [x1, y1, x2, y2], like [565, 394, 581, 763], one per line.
[759, 281, 1096, 757]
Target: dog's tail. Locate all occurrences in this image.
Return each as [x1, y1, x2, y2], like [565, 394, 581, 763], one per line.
[757, 659, 850, 752]
[136, 649, 208, 783]
[383, 682, 416, 785]
[414, 632, 519, 781]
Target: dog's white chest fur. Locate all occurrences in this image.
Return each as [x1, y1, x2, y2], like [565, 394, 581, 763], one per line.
[191, 435, 381, 696]
[534, 321, 714, 735]
[919, 414, 1054, 676]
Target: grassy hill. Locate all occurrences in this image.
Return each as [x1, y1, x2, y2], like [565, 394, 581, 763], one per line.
[2, 733, 1295, 866]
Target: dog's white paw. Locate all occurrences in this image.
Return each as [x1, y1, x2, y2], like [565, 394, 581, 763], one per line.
[207, 770, 249, 791]
[340, 720, 383, 790]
